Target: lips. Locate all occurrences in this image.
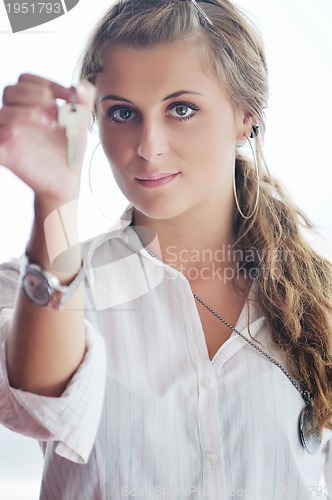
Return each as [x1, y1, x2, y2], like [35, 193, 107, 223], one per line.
[135, 172, 180, 188]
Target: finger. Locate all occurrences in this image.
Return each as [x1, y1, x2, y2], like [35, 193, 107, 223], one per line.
[3, 82, 57, 108]
[71, 80, 96, 108]
[18, 73, 70, 102]
[0, 105, 54, 127]
[18, 74, 96, 109]
[0, 125, 13, 144]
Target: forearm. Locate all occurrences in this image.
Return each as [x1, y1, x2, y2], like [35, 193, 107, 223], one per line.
[6, 201, 85, 397]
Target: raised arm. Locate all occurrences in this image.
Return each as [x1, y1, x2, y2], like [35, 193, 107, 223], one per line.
[0, 73, 96, 397]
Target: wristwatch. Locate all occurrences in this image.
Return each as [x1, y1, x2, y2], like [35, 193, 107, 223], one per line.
[19, 254, 85, 311]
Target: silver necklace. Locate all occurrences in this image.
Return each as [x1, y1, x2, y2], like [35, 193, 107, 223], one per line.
[141, 241, 322, 454]
[193, 293, 322, 455]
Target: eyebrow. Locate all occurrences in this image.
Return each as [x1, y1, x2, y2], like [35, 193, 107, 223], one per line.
[99, 90, 203, 104]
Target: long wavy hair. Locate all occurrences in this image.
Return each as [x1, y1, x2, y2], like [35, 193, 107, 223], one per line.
[78, 0, 332, 431]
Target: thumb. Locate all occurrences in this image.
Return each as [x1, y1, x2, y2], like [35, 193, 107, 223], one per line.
[75, 80, 96, 108]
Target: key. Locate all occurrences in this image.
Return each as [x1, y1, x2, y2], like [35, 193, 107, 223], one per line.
[58, 99, 89, 167]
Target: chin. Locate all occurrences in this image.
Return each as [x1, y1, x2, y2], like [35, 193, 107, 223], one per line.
[131, 198, 185, 222]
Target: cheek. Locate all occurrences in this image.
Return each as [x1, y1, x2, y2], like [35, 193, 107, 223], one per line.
[185, 128, 233, 165]
[98, 123, 132, 171]
[188, 108, 236, 155]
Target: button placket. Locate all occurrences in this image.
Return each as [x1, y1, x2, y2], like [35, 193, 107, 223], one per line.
[200, 376, 212, 388]
[206, 452, 219, 464]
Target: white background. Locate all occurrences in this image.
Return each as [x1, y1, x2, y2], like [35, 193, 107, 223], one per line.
[0, 0, 331, 498]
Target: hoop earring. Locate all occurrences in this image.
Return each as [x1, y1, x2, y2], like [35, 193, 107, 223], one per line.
[88, 141, 101, 205]
[88, 141, 114, 221]
[88, 142, 129, 222]
[233, 135, 260, 220]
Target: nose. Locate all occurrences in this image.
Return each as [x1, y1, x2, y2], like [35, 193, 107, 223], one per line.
[136, 120, 168, 161]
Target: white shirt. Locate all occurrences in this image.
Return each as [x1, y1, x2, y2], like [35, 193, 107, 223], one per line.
[0, 206, 331, 500]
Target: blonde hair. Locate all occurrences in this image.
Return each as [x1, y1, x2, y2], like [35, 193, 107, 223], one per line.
[79, 0, 332, 431]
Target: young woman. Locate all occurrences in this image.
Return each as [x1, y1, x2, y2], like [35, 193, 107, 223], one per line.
[0, 0, 331, 498]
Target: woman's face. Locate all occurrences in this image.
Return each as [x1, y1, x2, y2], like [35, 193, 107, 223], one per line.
[95, 41, 248, 220]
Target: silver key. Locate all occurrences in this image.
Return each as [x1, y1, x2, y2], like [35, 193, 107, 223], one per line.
[58, 101, 89, 167]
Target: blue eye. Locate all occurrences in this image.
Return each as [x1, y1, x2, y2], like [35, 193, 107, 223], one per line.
[167, 102, 199, 121]
[107, 105, 137, 123]
[105, 101, 199, 124]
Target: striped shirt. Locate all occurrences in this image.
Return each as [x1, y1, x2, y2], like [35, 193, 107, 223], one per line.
[0, 206, 331, 499]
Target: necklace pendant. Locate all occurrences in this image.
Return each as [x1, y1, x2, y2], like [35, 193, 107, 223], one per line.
[299, 404, 322, 454]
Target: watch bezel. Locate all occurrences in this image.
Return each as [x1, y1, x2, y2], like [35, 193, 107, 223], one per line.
[21, 266, 55, 307]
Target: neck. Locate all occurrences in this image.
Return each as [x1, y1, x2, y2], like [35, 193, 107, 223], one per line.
[132, 194, 240, 282]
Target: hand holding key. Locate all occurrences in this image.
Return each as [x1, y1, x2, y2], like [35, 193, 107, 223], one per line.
[0, 73, 95, 206]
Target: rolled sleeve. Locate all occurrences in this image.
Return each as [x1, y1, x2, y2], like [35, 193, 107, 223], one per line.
[0, 308, 106, 464]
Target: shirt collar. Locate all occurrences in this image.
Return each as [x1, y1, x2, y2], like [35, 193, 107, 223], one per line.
[83, 204, 134, 262]
[83, 205, 264, 324]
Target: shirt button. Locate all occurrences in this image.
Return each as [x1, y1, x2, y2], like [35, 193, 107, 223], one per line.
[206, 452, 218, 464]
[200, 376, 211, 388]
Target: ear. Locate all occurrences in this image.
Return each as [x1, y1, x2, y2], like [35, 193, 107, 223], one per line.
[235, 111, 255, 141]
[242, 113, 256, 138]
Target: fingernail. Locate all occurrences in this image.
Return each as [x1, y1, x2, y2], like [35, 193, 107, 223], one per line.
[76, 81, 90, 97]
[69, 85, 78, 102]
[0, 126, 12, 142]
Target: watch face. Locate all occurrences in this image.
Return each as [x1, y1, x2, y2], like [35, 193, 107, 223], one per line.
[22, 271, 52, 307]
